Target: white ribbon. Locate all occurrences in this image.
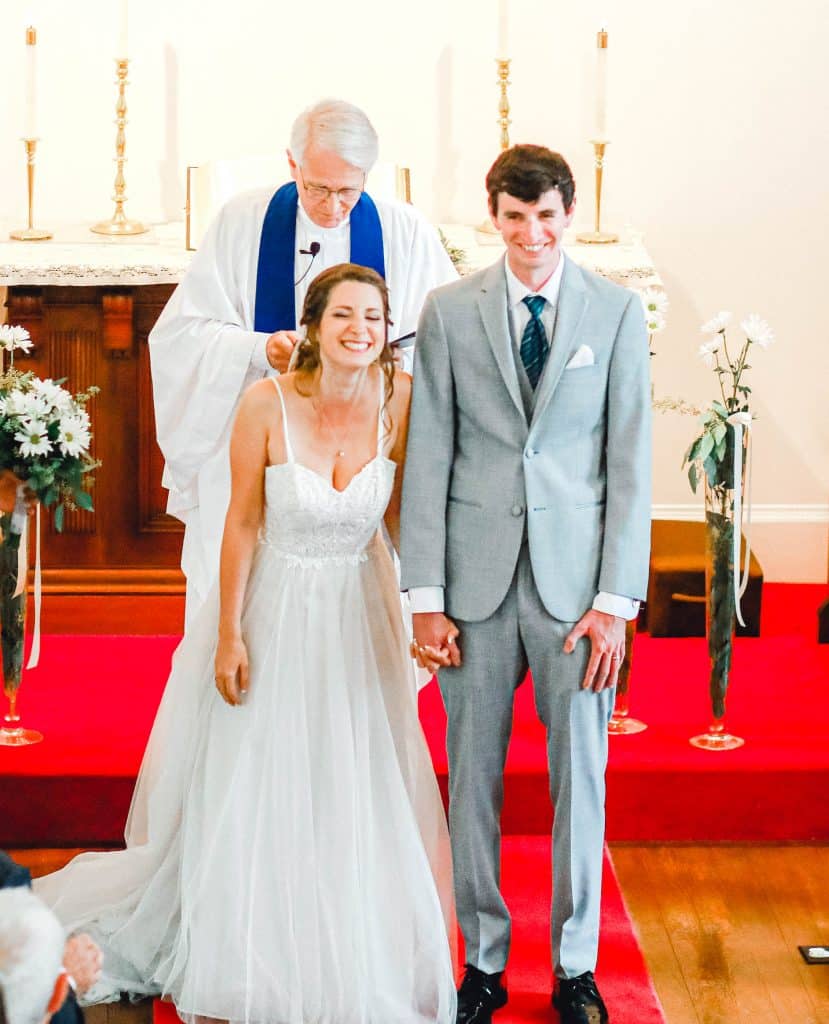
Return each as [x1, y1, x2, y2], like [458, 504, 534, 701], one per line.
[726, 413, 753, 628]
[9, 488, 42, 670]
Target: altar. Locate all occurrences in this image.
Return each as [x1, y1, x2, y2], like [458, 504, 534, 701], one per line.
[0, 221, 660, 626]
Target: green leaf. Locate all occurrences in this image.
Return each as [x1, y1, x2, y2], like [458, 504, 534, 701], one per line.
[703, 455, 719, 486]
[54, 503, 64, 533]
[698, 432, 715, 460]
[688, 462, 699, 493]
[73, 490, 94, 511]
[712, 400, 728, 417]
[712, 422, 727, 444]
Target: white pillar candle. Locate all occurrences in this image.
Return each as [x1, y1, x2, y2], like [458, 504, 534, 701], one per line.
[117, 0, 129, 57]
[595, 27, 608, 139]
[497, 0, 509, 59]
[23, 26, 37, 139]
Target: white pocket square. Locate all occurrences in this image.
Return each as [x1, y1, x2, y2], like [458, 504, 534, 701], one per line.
[565, 344, 595, 369]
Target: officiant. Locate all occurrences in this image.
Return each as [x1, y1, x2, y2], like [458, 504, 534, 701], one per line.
[149, 98, 456, 622]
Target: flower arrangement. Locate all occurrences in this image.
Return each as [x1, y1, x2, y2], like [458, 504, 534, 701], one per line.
[0, 324, 99, 531]
[682, 312, 774, 493]
[681, 311, 773, 733]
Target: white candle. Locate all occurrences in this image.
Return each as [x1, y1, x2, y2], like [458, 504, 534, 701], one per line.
[23, 26, 37, 139]
[497, 0, 509, 59]
[117, 0, 129, 57]
[595, 27, 608, 140]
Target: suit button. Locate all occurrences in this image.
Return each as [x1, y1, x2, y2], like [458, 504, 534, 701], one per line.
[511, 504, 524, 517]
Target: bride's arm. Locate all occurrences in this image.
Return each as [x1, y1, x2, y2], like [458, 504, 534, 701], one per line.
[215, 381, 271, 706]
[383, 371, 412, 553]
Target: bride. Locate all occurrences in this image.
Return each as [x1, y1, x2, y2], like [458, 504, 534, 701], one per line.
[35, 263, 456, 1024]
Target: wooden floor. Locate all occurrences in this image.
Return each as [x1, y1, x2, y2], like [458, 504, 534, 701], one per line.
[611, 844, 829, 1024]
[10, 845, 829, 1024]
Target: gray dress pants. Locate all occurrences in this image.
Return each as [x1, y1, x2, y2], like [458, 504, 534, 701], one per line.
[439, 544, 613, 978]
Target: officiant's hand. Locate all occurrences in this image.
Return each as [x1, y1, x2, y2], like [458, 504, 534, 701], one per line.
[266, 330, 302, 373]
[412, 612, 462, 672]
[63, 933, 103, 996]
[215, 632, 250, 705]
[563, 609, 626, 693]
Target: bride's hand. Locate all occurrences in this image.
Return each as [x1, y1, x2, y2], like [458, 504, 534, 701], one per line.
[215, 632, 250, 706]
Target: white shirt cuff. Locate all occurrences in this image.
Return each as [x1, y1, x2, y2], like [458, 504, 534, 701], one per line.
[407, 586, 445, 614]
[592, 592, 640, 620]
[250, 332, 279, 375]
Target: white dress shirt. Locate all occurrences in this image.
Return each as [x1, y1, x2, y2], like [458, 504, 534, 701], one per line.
[409, 254, 640, 622]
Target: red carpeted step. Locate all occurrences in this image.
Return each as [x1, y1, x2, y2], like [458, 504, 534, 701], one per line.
[152, 839, 666, 1024]
[1, 583, 827, 845]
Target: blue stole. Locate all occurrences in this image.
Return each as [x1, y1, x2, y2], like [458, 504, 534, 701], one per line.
[254, 182, 386, 333]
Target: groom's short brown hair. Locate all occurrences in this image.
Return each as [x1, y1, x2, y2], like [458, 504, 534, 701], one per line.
[486, 145, 575, 215]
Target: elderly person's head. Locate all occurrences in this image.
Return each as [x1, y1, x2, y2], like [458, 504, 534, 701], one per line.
[0, 890, 68, 1024]
[287, 99, 379, 229]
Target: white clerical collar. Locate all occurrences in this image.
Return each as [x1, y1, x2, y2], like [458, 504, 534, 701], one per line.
[296, 201, 350, 237]
[504, 252, 566, 310]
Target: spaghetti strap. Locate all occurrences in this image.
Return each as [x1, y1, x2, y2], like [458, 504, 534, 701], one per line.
[270, 377, 295, 463]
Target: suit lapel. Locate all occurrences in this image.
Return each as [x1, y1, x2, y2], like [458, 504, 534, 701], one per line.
[530, 255, 588, 430]
[477, 257, 527, 424]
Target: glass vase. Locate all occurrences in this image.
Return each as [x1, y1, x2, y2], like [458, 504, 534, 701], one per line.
[689, 471, 744, 751]
[608, 618, 647, 734]
[0, 501, 42, 746]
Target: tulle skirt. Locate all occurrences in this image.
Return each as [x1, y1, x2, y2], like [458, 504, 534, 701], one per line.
[35, 532, 456, 1024]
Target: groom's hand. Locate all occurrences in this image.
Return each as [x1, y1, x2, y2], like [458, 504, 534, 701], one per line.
[564, 610, 626, 693]
[412, 612, 462, 671]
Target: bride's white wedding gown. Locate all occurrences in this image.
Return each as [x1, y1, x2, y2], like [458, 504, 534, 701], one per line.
[35, 379, 456, 1024]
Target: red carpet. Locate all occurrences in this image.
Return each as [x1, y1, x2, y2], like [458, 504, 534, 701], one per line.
[152, 839, 666, 1024]
[1, 583, 826, 845]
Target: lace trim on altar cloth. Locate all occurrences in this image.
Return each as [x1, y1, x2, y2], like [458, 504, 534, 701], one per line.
[260, 541, 369, 569]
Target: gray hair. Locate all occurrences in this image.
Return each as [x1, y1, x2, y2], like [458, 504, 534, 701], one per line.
[0, 890, 65, 1024]
[289, 99, 379, 173]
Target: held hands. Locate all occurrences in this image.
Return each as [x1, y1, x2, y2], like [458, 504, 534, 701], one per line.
[215, 630, 249, 705]
[411, 612, 462, 674]
[564, 609, 626, 692]
[63, 933, 104, 996]
[266, 330, 302, 373]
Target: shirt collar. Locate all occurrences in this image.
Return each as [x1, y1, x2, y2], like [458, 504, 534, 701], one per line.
[504, 252, 566, 310]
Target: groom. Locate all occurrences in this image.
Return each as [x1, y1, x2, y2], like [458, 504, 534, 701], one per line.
[400, 145, 651, 1024]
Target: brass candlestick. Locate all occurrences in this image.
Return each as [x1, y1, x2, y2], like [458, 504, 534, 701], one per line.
[497, 58, 511, 150]
[9, 139, 52, 241]
[91, 58, 147, 236]
[577, 139, 618, 244]
[476, 59, 513, 243]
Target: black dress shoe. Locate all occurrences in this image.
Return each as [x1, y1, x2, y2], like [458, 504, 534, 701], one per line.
[456, 964, 508, 1024]
[552, 971, 609, 1024]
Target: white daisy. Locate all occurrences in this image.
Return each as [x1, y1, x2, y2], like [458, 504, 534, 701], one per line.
[17, 391, 50, 421]
[0, 325, 32, 353]
[646, 311, 667, 334]
[15, 421, 52, 457]
[57, 415, 91, 456]
[32, 378, 74, 412]
[698, 337, 722, 367]
[700, 311, 732, 334]
[740, 314, 774, 348]
[639, 288, 669, 317]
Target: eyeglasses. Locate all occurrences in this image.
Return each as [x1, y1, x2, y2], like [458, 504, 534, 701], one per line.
[299, 167, 364, 204]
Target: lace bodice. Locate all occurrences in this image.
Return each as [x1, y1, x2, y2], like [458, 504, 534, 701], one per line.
[260, 378, 396, 567]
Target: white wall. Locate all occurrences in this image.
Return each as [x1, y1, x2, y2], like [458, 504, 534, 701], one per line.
[2, 0, 827, 579]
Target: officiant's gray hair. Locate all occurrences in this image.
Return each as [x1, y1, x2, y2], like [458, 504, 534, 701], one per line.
[0, 889, 65, 1024]
[290, 99, 379, 173]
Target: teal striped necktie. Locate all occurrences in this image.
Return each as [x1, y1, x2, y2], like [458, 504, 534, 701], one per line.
[520, 295, 548, 390]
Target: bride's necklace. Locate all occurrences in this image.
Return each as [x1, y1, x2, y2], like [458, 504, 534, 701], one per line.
[312, 375, 368, 459]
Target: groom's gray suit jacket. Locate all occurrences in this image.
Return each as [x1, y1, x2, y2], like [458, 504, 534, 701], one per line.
[400, 254, 651, 621]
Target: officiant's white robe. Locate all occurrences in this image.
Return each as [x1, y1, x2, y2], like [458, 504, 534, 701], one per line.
[149, 187, 456, 621]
